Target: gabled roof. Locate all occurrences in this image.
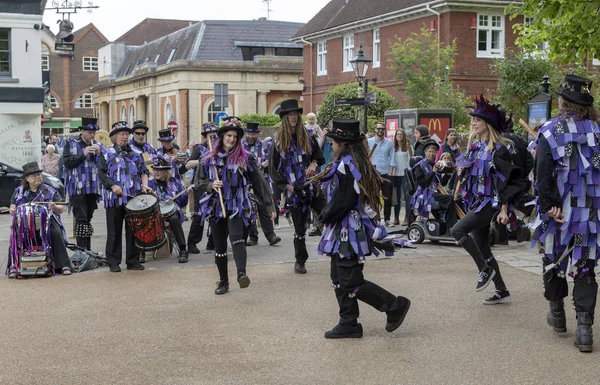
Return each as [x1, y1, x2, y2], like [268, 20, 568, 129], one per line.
[72, 23, 109, 46]
[116, 18, 198, 46]
[115, 20, 304, 78]
[293, 0, 515, 40]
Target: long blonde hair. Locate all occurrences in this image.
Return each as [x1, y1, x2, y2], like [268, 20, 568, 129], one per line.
[275, 111, 311, 154]
[467, 118, 505, 152]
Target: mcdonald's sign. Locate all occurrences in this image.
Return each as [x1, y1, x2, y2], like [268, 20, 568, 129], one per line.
[428, 118, 443, 133]
[419, 116, 451, 143]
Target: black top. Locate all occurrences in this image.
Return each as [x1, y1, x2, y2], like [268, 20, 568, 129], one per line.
[268, 134, 325, 191]
[318, 164, 357, 224]
[63, 136, 90, 169]
[536, 135, 562, 213]
[413, 135, 432, 158]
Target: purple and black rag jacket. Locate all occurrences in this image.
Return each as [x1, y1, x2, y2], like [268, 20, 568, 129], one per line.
[99, 145, 147, 208]
[148, 177, 188, 223]
[63, 136, 103, 199]
[532, 115, 600, 276]
[410, 159, 439, 218]
[130, 139, 157, 156]
[272, 137, 314, 212]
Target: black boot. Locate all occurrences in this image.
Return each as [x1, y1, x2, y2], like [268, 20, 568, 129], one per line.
[215, 280, 229, 295]
[356, 281, 410, 332]
[325, 288, 361, 338]
[574, 312, 594, 353]
[293, 237, 308, 273]
[547, 300, 567, 333]
[188, 244, 200, 254]
[178, 249, 189, 263]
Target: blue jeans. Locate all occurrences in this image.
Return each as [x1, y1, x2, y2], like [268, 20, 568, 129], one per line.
[392, 175, 411, 220]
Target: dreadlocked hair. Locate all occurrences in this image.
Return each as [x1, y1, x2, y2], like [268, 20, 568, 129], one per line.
[275, 111, 312, 154]
[309, 139, 384, 214]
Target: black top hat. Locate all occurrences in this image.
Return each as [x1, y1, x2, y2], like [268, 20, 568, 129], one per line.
[279, 99, 303, 118]
[557, 74, 594, 106]
[217, 124, 244, 140]
[245, 122, 261, 133]
[110, 121, 132, 137]
[422, 139, 440, 154]
[132, 120, 149, 132]
[79, 117, 99, 131]
[150, 154, 172, 170]
[222, 116, 239, 123]
[202, 122, 218, 136]
[326, 119, 365, 142]
[158, 129, 175, 142]
[22, 161, 43, 176]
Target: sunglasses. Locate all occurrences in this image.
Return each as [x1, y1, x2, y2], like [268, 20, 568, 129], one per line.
[133, 132, 146, 136]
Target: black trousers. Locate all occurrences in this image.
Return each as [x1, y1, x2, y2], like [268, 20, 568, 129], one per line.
[330, 253, 400, 326]
[105, 205, 139, 267]
[544, 257, 598, 316]
[290, 195, 326, 263]
[211, 215, 249, 281]
[187, 193, 204, 245]
[381, 174, 393, 221]
[168, 216, 186, 249]
[451, 203, 507, 291]
[248, 203, 275, 242]
[433, 193, 458, 231]
[70, 194, 98, 249]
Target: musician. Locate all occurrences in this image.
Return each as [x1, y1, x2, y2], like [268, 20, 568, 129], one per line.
[99, 121, 151, 272]
[148, 154, 190, 263]
[269, 99, 326, 274]
[7, 162, 72, 277]
[311, 119, 410, 338]
[186, 122, 218, 253]
[533, 75, 599, 352]
[129, 120, 157, 156]
[197, 123, 276, 295]
[410, 139, 457, 231]
[242, 122, 281, 247]
[157, 128, 186, 180]
[452, 96, 526, 304]
[63, 117, 103, 251]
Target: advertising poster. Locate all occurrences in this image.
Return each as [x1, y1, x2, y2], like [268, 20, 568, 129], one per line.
[419, 116, 451, 143]
[0, 115, 42, 169]
[385, 118, 399, 140]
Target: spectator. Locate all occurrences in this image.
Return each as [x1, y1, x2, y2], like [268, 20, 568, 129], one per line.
[41, 144, 60, 177]
[391, 128, 412, 226]
[413, 125, 431, 158]
[367, 122, 395, 227]
[435, 128, 461, 162]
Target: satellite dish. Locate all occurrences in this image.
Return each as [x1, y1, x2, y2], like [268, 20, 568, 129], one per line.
[94, 130, 111, 147]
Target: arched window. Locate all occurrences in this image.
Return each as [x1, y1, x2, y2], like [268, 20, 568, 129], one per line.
[272, 104, 281, 115]
[49, 94, 59, 108]
[208, 102, 223, 123]
[129, 104, 135, 126]
[121, 105, 127, 122]
[165, 101, 174, 126]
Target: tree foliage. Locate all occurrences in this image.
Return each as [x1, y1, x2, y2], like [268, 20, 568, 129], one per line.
[317, 83, 400, 132]
[507, 1, 600, 65]
[388, 26, 472, 129]
[237, 113, 281, 127]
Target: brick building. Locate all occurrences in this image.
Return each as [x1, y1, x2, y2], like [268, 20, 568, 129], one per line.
[41, 23, 109, 135]
[292, 0, 522, 112]
[92, 20, 304, 145]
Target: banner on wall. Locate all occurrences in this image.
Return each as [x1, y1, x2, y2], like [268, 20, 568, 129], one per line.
[0, 115, 42, 169]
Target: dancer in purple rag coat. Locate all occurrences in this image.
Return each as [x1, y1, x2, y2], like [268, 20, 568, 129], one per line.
[533, 75, 600, 352]
[196, 123, 276, 295]
[310, 119, 411, 339]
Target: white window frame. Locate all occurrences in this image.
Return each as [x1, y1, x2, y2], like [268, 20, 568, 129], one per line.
[0, 28, 11, 76]
[523, 16, 549, 58]
[49, 94, 59, 108]
[75, 93, 93, 109]
[373, 29, 380, 68]
[120, 105, 127, 121]
[207, 101, 223, 123]
[154, 53, 161, 62]
[82, 56, 98, 71]
[129, 104, 135, 126]
[342, 34, 355, 72]
[41, 55, 49, 71]
[317, 40, 327, 76]
[167, 48, 176, 64]
[476, 13, 504, 58]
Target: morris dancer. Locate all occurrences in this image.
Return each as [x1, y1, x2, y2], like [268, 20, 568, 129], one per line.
[157, 128, 185, 180]
[130, 120, 157, 156]
[7, 162, 72, 277]
[99, 121, 151, 272]
[534, 75, 600, 352]
[148, 154, 190, 263]
[269, 99, 326, 274]
[196, 123, 275, 294]
[242, 122, 281, 246]
[63, 117, 103, 250]
[452, 96, 527, 304]
[311, 119, 410, 338]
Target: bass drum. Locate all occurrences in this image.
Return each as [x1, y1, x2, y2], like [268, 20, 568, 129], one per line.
[125, 194, 166, 251]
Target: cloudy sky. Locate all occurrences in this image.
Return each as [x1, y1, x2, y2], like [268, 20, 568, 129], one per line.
[42, 0, 329, 41]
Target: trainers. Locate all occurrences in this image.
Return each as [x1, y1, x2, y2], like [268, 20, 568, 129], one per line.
[294, 262, 307, 274]
[237, 274, 251, 289]
[247, 239, 258, 246]
[127, 263, 145, 271]
[215, 280, 229, 295]
[385, 220, 395, 228]
[482, 290, 511, 305]
[267, 234, 282, 246]
[324, 324, 363, 339]
[475, 267, 496, 292]
[178, 250, 189, 263]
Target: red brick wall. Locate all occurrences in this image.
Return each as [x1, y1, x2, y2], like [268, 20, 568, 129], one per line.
[178, 89, 188, 143]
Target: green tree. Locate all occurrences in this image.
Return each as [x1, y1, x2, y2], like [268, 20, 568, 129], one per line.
[238, 113, 281, 127]
[507, 1, 600, 65]
[388, 26, 472, 129]
[317, 83, 400, 132]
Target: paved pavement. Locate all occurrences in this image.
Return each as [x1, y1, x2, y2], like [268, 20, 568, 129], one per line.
[0, 208, 598, 384]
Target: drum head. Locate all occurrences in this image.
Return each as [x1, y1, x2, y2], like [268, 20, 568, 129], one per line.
[160, 201, 176, 215]
[125, 194, 158, 211]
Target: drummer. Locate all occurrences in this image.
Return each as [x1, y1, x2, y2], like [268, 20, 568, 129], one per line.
[148, 154, 190, 263]
[99, 121, 151, 273]
[7, 162, 72, 278]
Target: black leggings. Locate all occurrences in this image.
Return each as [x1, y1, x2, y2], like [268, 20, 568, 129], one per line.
[210, 216, 249, 281]
[451, 203, 507, 291]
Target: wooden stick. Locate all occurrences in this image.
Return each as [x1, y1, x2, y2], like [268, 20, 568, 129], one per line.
[519, 118, 538, 139]
[438, 184, 466, 219]
[207, 140, 227, 218]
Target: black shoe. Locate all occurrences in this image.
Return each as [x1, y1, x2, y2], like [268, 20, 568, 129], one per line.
[206, 243, 215, 251]
[547, 300, 567, 333]
[178, 250, 189, 263]
[574, 312, 594, 353]
[386, 296, 411, 332]
[215, 280, 229, 295]
[188, 244, 200, 254]
[247, 239, 258, 247]
[294, 262, 307, 274]
[267, 234, 282, 246]
[324, 324, 363, 339]
[475, 267, 496, 292]
[482, 290, 512, 305]
[138, 254, 146, 264]
[308, 228, 322, 236]
[127, 263, 145, 271]
[109, 265, 121, 273]
[237, 274, 251, 289]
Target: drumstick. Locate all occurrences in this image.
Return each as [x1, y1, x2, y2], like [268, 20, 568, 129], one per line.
[519, 119, 538, 139]
[165, 188, 189, 203]
[207, 139, 227, 218]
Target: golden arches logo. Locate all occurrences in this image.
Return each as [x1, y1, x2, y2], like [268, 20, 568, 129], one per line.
[428, 119, 442, 132]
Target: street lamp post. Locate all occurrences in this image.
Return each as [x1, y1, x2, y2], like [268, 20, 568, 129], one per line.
[350, 44, 372, 134]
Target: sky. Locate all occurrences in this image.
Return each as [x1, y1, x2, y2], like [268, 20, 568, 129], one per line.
[42, 0, 330, 41]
